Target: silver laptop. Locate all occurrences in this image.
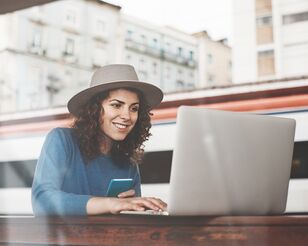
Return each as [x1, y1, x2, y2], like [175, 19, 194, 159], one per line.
[123, 106, 296, 216]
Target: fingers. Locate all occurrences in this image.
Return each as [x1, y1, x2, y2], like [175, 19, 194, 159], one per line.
[131, 198, 160, 211]
[120, 202, 145, 212]
[109, 197, 168, 214]
[110, 198, 145, 214]
[127, 197, 167, 211]
[118, 189, 135, 198]
[145, 197, 168, 211]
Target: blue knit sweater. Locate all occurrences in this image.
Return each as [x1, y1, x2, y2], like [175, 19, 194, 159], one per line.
[31, 128, 141, 216]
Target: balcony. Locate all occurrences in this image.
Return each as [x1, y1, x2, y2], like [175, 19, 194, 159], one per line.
[92, 31, 109, 43]
[28, 7, 47, 25]
[162, 50, 197, 68]
[28, 45, 46, 56]
[62, 52, 78, 64]
[125, 38, 197, 68]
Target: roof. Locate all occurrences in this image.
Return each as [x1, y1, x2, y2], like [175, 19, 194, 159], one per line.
[0, 0, 57, 14]
[0, 0, 121, 14]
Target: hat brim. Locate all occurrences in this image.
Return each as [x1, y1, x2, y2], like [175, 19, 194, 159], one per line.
[67, 80, 163, 116]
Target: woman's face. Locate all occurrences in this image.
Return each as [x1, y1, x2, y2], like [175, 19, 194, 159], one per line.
[100, 89, 140, 141]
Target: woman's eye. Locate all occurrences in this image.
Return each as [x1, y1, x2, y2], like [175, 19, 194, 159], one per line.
[131, 107, 139, 112]
[111, 104, 121, 108]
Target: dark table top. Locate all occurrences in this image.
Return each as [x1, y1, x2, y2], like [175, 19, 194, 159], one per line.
[1, 214, 308, 245]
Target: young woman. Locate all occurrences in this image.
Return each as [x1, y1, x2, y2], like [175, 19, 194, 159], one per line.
[31, 64, 167, 215]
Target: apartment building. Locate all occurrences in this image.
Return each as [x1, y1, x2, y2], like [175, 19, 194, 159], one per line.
[193, 31, 232, 87]
[0, 0, 232, 113]
[121, 15, 199, 93]
[0, 0, 121, 113]
[233, 0, 308, 83]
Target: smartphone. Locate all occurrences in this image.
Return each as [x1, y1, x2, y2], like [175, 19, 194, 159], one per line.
[106, 178, 133, 197]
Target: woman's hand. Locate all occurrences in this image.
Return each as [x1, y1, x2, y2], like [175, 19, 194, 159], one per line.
[86, 196, 167, 215]
[108, 196, 167, 214]
[117, 189, 135, 198]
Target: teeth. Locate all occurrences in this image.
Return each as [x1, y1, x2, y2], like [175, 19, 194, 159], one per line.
[114, 123, 127, 129]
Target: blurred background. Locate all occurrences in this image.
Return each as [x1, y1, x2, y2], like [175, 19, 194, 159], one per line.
[0, 0, 308, 215]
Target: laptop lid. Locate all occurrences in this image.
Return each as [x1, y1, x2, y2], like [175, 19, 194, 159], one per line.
[168, 106, 296, 216]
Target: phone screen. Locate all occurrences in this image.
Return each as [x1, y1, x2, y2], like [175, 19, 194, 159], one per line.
[106, 179, 133, 197]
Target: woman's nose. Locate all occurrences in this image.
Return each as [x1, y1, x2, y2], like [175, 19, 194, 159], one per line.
[120, 108, 131, 120]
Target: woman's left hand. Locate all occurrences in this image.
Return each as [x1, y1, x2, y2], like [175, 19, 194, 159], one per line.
[117, 189, 135, 198]
[86, 195, 167, 215]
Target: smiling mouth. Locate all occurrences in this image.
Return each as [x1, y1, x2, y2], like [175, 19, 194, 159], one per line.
[113, 123, 130, 129]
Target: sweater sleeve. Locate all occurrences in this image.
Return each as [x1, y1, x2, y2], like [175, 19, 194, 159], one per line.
[31, 128, 91, 216]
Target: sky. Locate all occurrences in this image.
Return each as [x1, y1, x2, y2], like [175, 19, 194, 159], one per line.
[110, 0, 233, 44]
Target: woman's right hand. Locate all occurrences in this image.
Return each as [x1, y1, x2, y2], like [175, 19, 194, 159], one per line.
[86, 196, 167, 215]
[109, 196, 167, 214]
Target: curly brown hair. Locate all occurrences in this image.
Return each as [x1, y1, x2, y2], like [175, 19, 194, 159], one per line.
[71, 88, 152, 165]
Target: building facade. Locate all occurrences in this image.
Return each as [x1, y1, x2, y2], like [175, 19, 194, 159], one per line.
[193, 31, 232, 87]
[0, 0, 121, 113]
[121, 15, 199, 93]
[0, 0, 232, 113]
[233, 0, 308, 83]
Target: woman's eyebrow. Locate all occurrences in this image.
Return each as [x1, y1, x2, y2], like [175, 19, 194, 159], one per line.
[109, 99, 139, 105]
[109, 99, 124, 104]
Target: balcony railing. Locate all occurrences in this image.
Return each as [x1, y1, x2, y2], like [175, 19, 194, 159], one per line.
[125, 38, 197, 68]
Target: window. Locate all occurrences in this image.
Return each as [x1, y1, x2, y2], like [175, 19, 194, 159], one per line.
[126, 30, 133, 40]
[30, 24, 43, 51]
[207, 54, 213, 64]
[256, 16, 273, 44]
[138, 70, 148, 80]
[46, 70, 62, 106]
[176, 69, 184, 89]
[140, 34, 147, 44]
[177, 47, 183, 56]
[152, 62, 158, 75]
[256, 16, 272, 26]
[152, 38, 158, 48]
[65, 9, 76, 25]
[291, 141, 308, 179]
[64, 38, 74, 55]
[255, 0, 272, 15]
[140, 151, 172, 184]
[283, 11, 308, 25]
[258, 49, 275, 76]
[176, 80, 184, 89]
[189, 51, 194, 60]
[139, 142, 308, 183]
[258, 50, 274, 57]
[0, 160, 36, 188]
[93, 42, 106, 67]
[32, 31, 42, 48]
[207, 74, 214, 84]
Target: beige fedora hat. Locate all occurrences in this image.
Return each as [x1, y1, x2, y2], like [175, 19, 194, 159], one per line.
[67, 64, 163, 116]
